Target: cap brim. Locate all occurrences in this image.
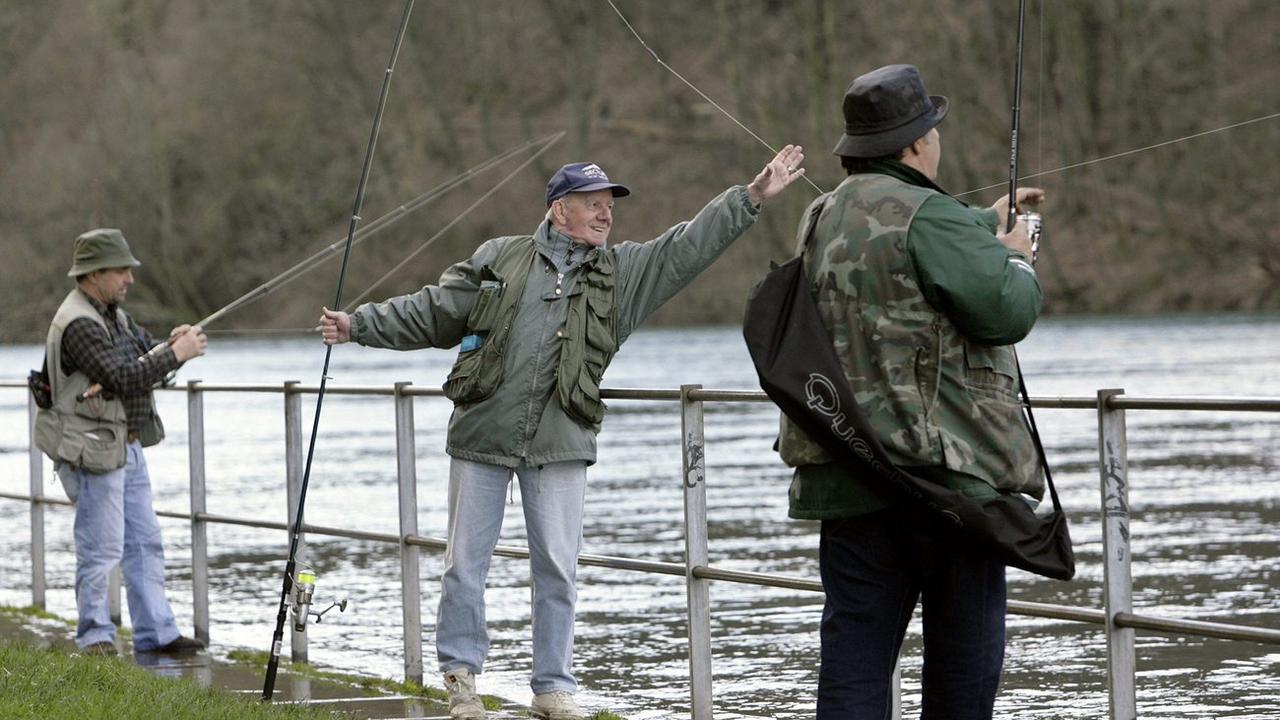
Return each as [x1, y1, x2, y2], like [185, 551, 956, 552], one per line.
[572, 181, 630, 198]
[832, 95, 949, 158]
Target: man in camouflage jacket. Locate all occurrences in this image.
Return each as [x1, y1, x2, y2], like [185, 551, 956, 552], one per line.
[319, 146, 806, 720]
[778, 65, 1046, 719]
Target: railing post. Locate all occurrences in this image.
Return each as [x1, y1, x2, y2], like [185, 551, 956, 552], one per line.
[188, 380, 210, 644]
[680, 384, 713, 720]
[109, 567, 122, 627]
[394, 382, 424, 686]
[28, 392, 46, 608]
[284, 380, 307, 663]
[891, 659, 902, 720]
[1098, 388, 1136, 720]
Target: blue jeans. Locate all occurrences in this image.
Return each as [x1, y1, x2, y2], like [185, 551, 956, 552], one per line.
[436, 458, 587, 694]
[72, 441, 181, 651]
[817, 510, 1007, 720]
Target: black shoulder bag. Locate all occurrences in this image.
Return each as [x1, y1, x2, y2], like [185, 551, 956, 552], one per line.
[742, 200, 1074, 580]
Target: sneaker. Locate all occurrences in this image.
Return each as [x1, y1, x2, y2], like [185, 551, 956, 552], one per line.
[148, 635, 206, 655]
[530, 691, 584, 720]
[443, 668, 485, 719]
[81, 641, 117, 656]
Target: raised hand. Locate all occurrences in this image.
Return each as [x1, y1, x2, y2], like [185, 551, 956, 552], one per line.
[746, 144, 806, 206]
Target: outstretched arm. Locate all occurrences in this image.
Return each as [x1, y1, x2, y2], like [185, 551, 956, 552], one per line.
[613, 146, 807, 340]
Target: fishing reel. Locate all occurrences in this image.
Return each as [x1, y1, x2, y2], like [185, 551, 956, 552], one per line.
[290, 564, 349, 633]
[1018, 211, 1043, 264]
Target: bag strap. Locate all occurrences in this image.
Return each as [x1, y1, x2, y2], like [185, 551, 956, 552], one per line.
[1015, 356, 1063, 513]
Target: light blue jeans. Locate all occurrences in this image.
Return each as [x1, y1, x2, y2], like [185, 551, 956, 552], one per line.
[437, 458, 587, 694]
[72, 441, 181, 651]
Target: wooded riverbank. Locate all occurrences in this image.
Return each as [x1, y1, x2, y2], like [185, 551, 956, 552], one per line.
[2, 1, 1277, 342]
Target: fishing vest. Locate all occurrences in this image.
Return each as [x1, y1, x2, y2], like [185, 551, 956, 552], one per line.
[778, 175, 1043, 496]
[34, 290, 164, 473]
[442, 236, 619, 428]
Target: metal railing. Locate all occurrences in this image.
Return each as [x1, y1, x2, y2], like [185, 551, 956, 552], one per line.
[3, 379, 1280, 720]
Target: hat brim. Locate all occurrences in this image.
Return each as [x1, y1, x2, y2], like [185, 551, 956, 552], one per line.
[832, 95, 949, 158]
[67, 257, 142, 277]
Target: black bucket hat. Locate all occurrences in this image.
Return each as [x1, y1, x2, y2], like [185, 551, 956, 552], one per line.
[832, 64, 949, 158]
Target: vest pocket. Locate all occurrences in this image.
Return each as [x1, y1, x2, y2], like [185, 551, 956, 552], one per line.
[467, 277, 506, 332]
[566, 369, 605, 425]
[40, 413, 127, 474]
[443, 342, 503, 404]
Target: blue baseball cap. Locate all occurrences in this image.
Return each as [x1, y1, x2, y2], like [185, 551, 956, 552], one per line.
[545, 162, 631, 206]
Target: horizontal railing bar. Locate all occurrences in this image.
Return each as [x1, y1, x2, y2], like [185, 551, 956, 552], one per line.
[0, 491, 70, 507]
[693, 565, 822, 592]
[1114, 611, 1280, 644]
[3, 491, 1276, 646]
[5, 379, 1278, 412]
[1, 378, 1278, 413]
[1106, 396, 1280, 412]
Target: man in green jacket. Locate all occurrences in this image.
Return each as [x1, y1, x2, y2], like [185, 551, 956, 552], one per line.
[777, 65, 1045, 718]
[319, 146, 806, 720]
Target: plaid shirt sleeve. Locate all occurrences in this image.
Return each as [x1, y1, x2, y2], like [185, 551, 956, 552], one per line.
[60, 317, 181, 395]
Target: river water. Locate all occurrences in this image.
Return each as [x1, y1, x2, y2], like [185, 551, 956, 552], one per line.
[1, 315, 1278, 719]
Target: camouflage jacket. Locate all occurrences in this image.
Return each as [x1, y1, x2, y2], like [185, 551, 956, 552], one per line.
[779, 160, 1044, 519]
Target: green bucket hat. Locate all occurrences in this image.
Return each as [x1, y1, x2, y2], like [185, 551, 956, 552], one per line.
[67, 228, 142, 277]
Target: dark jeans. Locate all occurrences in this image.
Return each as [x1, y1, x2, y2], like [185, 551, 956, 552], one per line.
[817, 509, 1007, 720]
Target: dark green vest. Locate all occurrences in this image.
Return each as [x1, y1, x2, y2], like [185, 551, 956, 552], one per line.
[442, 236, 619, 428]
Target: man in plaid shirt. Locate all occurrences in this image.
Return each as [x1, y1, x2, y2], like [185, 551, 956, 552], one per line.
[38, 228, 208, 656]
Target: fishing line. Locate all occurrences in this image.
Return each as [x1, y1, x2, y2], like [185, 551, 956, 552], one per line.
[957, 110, 1280, 197]
[605, 0, 824, 195]
[343, 130, 566, 310]
[198, 133, 562, 328]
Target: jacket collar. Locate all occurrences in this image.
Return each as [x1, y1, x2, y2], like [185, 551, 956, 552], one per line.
[535, 220, 596, 269]
[858, 158, 957, 200]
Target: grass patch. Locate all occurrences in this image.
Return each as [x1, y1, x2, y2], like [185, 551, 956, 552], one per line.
[0, 640, 349, 719]
[0, 604, 76, 627]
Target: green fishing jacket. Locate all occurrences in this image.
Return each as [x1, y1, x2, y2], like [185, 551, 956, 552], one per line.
[780, 161, 1044, 519]
[351, 186, 760, 468]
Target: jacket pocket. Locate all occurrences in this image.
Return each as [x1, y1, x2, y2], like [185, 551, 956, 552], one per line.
[963, 342, 1019, 402]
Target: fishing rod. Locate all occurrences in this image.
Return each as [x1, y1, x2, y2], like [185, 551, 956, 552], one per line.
[1006, 0, 1064, 526]
[77, 133, 562, 397]
[1005, 0, 1028, 232]
[262, 0, 414, 701]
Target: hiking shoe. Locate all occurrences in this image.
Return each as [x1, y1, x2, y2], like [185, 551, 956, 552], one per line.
[81, 641, 117, 656]
[531, 691, 584, 720]
[443, 668, 485, 719]
[149, 635, 206, 654]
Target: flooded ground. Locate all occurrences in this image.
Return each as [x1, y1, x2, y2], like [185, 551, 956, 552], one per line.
[2, 314, 1278, 718]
